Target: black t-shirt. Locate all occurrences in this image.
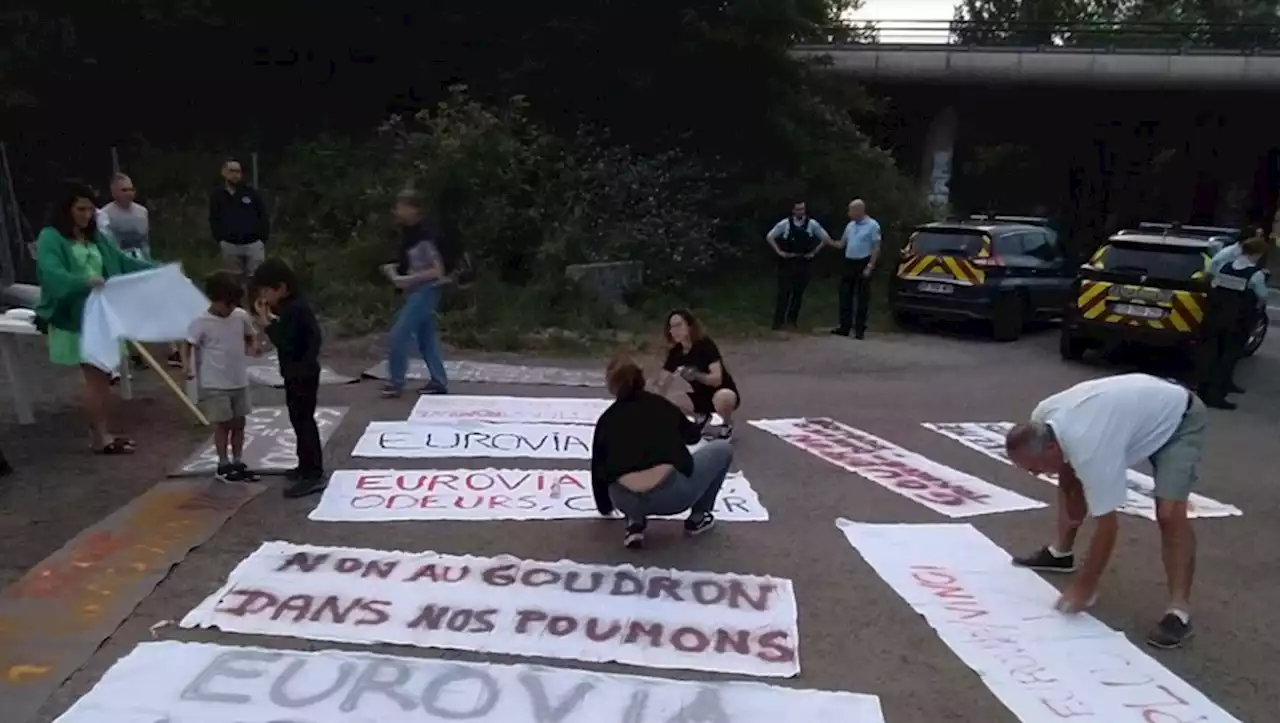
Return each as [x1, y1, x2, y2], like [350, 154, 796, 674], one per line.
[591, 391, 703, 514]
[663, 337, 736, 397]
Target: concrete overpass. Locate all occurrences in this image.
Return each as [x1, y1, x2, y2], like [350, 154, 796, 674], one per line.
[793, 20, 1280, 89]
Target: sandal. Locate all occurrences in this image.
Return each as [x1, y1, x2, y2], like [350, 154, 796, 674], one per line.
[94, 438, 136, 455]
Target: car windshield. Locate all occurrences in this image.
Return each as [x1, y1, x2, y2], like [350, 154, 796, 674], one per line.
[1097, 242, 1205, 280]
[910, 231, 985, 256]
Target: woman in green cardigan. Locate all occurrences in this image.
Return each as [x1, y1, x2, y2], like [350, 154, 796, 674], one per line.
[34, 183, 153, 454]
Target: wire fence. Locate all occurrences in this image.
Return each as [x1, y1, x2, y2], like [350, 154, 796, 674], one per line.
[801, 19, 1280, 52]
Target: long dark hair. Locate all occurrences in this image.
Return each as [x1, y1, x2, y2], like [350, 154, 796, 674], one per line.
[606, 354, 646, 401]
[663, 308, 705, 347]
[47, 183, 99, 240]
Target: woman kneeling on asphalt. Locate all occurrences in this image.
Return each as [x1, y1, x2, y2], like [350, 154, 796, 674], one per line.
[592, 354, 734, 550]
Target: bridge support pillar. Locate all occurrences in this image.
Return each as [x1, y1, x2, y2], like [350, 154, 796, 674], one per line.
[921, 106, 957, 215]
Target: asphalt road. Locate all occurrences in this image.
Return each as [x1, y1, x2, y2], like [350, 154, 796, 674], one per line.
[6, 323, 1280, 722]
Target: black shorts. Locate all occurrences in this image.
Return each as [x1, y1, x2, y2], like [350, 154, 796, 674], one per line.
[688, 387, 740, 415]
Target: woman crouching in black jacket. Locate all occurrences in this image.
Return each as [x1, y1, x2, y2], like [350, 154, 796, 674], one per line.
[591, 354, 734, 549]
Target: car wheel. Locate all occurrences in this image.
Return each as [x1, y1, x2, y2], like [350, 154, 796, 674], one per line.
[991, 294, 1026, 342]
[1244, 312, 1268, 357]
[1059, 329, 1088, 361]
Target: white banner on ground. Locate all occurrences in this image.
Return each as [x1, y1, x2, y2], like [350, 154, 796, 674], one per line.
[835, 520, 1242, 722]
[180, 542, 800, 678]
[923, 422, 1242, 520]
[80, 264, 208, 372]
[353, 421, 708, 460]
[748, 418, 1044, 518]
[53, 641, 884, 723]
[408, 394, 724, 426]
[309, 469, 769, 522]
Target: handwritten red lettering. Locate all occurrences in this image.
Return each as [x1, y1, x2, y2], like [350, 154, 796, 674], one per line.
[355, 474, 391, 491]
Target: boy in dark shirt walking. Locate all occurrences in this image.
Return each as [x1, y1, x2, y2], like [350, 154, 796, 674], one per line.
[251, 259, 325, 498]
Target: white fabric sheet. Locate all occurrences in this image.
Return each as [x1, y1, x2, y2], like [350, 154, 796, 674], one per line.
[836, 520, 1244, 722]
[79, 264, 208, 372]
[309, 468, 768, 522]
[180, 542, 800, 677]
[53, 641, 885, 723]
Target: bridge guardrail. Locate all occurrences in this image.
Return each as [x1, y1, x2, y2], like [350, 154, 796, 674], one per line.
[799, 19, 1280, 54]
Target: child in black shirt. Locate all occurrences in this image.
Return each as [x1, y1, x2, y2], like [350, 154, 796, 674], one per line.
[251, 258, 326, 498]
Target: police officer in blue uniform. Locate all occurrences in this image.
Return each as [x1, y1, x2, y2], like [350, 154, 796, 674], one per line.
[765, 201, 831, 330]
[1196, 235, 1270, 410]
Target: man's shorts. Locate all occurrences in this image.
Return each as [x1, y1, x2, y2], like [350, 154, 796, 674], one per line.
[220, 241, 265, 279]
[1150, 393, 1206, 502]
[198, 387, 253, 424]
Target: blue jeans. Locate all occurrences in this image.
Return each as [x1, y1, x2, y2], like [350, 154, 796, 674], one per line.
[609, 441, 733, 526]
[387, 284, 447, 391]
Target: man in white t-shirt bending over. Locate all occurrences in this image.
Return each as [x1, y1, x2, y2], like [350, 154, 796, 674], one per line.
[1005, 373, 1206, 649]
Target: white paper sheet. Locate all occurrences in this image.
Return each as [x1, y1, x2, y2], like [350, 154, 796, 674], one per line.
[836, 520, 1244, 722]
[749, 417, 1045, 518]
[310, 468, 768, 522]
[353, 421, 709, 460]
[923, 422, 1241, 520]
[181, 542, 800, 678]
[53, 641, 885, 723]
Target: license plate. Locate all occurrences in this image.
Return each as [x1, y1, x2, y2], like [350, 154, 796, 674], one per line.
[1112, 303, 1165, 319]
[918, 282, 954, 294]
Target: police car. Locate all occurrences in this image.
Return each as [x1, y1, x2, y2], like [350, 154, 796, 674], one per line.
[889, 214, 1075, 341]
[1060, 227, 1268, 361]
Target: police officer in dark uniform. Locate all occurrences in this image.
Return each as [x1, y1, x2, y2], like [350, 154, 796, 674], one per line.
[765, 201, 831, 330]
[1196, 235, 1270, 410]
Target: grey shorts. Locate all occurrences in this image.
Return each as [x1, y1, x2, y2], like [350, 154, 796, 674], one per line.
[220, 241, 265, 278]
[198, 387, 252, 424]
[1149, 393, 1206, 502]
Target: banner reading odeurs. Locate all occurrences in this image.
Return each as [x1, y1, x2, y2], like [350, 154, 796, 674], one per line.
[749, 418, 1044, 518]
[310, 469, 769, 522]
[181, 542, 800, 678]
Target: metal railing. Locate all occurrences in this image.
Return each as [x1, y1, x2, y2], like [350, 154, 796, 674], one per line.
[798, 19, 1280, 54]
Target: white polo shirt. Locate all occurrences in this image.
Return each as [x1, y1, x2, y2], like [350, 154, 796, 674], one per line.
[1030, 374, 1187, 516]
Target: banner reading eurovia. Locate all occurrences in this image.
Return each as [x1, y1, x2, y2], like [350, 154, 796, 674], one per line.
[181, 542, 800, 678]
[310, 468, 769, 522]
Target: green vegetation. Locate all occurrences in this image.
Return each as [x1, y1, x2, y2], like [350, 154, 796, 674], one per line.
[8, 1, 927, 352]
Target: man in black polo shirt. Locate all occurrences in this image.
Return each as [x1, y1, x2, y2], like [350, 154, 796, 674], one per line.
[209, 158, 269, 289]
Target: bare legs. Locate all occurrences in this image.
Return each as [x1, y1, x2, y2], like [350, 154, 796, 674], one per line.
[1155, 498, 1195, 614]
[80, 364, 115, 448]
[1054, 483, 1086, 554]
[712, 388, 739, 425]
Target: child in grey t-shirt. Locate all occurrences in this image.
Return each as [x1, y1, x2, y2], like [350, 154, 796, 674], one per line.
[184, 270, 262, 482]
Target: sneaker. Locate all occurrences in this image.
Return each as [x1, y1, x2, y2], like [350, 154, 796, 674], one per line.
[166, 350, 183, 368]
[1146, 612, 1194, 649]
[214, 462, 237, 483]
[684, 512, 716, 536]
[623, 522, 646, 550]
[703, 424, 734, 441]
[418, 382, 448, 395]
[283, 474, 327, 499]
[854, 330, 866, 340]
[380, 385, 403, 399]
[1011, 546, 1076, 573]
[829, 327, 851, 337]
[231, 462, 260, 482]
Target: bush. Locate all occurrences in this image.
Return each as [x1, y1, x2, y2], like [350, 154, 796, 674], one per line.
[126, 84, 925, 349]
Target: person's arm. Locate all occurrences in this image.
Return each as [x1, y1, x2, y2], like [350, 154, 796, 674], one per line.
[590, 419, 614, 515]
[865, 222, 883, 276]
[809, 220, 832, 254]
[183, 322, 202, 380]
[765, 220, 789, 258]
[253, 189, 271, 242]
[828, 222, 848, 250]
[394, 241, 445, 287]
[208, 190, 224, 241]
[653, 349, 680, 394]
[687, 340, 725, 388]
[34, 229, 94, 301]
[241, 312, 263, 356]
[1249, 271, 1269, 308]
[1208, 246, 1238, 275]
